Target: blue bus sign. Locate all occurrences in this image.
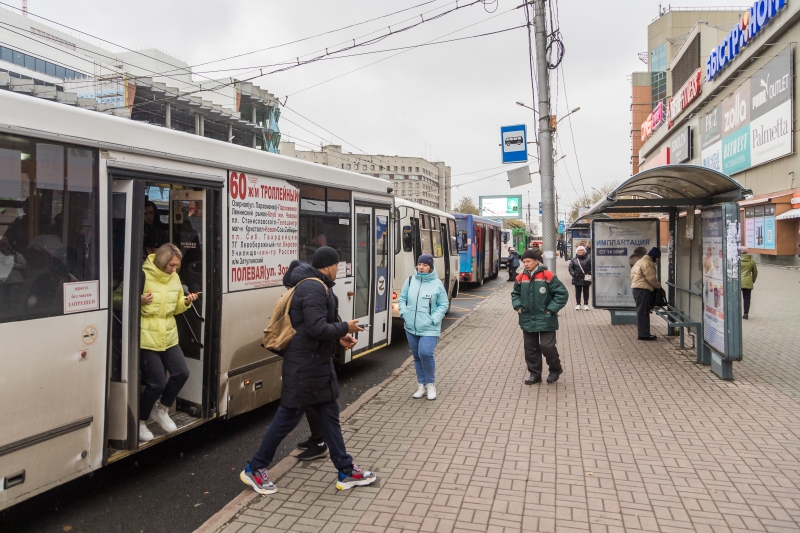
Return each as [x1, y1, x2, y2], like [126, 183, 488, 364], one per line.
[500, 124, 527, 164]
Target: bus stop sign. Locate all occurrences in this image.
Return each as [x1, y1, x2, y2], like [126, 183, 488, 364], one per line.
[500, 124, 527, 164]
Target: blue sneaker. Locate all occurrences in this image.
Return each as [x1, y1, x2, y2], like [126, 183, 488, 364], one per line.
[336, 463, 377, 490]
[240, 462, 277, 495]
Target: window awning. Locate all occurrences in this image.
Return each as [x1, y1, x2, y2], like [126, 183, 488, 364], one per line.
[776, 208, 800, 220]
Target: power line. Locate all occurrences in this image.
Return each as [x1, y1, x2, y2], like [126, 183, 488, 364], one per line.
[557, 64, 586, 197]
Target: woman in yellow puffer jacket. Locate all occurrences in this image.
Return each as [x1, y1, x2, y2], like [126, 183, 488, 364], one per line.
[138, 243, 198, 443]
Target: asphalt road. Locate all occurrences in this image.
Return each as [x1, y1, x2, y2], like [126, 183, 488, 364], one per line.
[1, 275, 505, 533]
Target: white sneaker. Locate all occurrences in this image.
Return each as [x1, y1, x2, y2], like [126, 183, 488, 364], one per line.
[426, 383, 437, 401]
[412, 383, 426, 399]
[139, 420, 154, 442]
[584, 305, 590, 311]
[575, 305, 580, 311]
[150, 402, 178, 433]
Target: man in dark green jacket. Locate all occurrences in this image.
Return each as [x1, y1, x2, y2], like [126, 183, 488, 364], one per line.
[511, 249, 569, 384]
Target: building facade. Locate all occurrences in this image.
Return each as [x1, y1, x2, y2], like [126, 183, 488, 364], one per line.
[639, 0, 800, 266]
[630, 7, 745, 174]
[279, 142, 452, 212]
[0, 6, 281, 152]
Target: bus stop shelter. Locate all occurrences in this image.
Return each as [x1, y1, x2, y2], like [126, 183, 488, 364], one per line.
[584, 165, 751, 380]
[563, 214, 610, 261]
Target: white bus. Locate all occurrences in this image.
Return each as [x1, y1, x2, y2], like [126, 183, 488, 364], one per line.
[391, 198, 458, 323]
[0, 89, 394, 510]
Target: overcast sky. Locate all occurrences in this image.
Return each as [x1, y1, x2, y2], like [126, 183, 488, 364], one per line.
[15, 0, 735, 215]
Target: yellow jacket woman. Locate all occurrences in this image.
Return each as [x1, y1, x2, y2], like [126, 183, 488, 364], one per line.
[137, 243, 198, 443]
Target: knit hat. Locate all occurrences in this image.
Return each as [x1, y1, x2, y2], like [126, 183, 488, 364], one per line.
[647, 247, 661, 259]
[417, 254, 434, 269]
[521, 249, 542, 261]
[508, 246, 516, 252]
[576, 246, 587, 254]
[312, 246, 340, 269]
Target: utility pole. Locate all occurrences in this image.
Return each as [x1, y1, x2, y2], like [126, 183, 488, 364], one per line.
[532, 0, 557, 272]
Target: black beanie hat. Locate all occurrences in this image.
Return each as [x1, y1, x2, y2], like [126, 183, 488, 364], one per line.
[647, 247, 661, 259]
[417, 254, 434, 269]
[312, 246, 340, 269]
[521, 249, 542, 261]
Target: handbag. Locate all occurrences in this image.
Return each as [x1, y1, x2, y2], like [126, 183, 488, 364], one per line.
[577, 259, 591, 283]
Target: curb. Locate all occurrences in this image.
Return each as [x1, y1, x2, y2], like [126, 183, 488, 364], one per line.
[193, 282, 503, 533]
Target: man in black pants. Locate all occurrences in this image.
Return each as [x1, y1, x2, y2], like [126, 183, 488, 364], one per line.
[630, 247, 662, 340]
[240, 248, 377, 494]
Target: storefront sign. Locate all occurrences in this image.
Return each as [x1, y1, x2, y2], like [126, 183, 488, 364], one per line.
[744, 204, 777, 249]
[670, 126, 692, 163]
[706, 0, 787, 81]
[640, 101, 665, 142]
[701, 47, 792, 175]
[228, 171, 300, 291]
[668, 69, 702, 127]
[591, 219, 659, 308]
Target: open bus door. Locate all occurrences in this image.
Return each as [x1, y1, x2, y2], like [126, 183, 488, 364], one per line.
[107, 176, 220, 460]
[351, 205, 391, 359]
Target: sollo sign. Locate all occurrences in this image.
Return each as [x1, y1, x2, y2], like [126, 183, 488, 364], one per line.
[706, 0, 787, 81]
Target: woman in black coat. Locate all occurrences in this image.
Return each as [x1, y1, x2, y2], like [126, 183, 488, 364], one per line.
[568, 245, 592, 311]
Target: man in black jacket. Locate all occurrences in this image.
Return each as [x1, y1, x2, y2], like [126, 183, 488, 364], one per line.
[240, 247, 377, 494]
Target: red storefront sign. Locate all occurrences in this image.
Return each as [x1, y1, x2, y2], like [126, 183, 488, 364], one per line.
[641, 101, 665, 142]
[668, 69, 702, 128]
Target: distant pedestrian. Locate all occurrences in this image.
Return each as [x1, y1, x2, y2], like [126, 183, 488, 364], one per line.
[511, 249, 569, 385]
[740, 247, 757, 319]
[398, 254, 449, 400]
[568, 245, 592, 311]
[240, 247, 376, 494]
[557, 238, 564, 258]
[507, 246, 520, 281]
[630, 247, 662, 341]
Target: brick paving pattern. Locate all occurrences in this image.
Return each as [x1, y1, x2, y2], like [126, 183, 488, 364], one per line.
[214, 263, 800, 533]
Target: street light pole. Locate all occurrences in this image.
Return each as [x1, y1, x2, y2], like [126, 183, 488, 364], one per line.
[532, 0, 557, 272]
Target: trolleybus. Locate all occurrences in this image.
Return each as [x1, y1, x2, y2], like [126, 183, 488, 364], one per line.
[0, 89, 395, 510]
[453, 213, 501, 286]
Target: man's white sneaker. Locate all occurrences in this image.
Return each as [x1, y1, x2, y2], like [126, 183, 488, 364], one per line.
[426, 383, 437, 400]
[575, 305, 580, 311]
[150, 402, 178, 433]
[584, 305, 590, 311]
[139, 420, 154, 442]
[412, 383, 426, 399]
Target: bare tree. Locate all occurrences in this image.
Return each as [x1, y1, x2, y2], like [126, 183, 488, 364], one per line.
[568, 181, 620, 221]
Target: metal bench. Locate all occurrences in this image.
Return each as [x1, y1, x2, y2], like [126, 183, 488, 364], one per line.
[653, 304, 708, 364]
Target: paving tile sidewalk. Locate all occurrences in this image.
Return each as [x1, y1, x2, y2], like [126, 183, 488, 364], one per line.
[212, 263, 800, 533]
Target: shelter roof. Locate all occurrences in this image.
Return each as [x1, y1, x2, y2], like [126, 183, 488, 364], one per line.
[586, 165, 751, 216]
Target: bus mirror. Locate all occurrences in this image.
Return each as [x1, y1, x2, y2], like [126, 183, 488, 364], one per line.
[402, 225, 413, 252]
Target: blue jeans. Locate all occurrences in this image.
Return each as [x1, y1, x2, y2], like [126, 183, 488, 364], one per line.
[250, 400, 352, 472]
[406, 331, 438, 385]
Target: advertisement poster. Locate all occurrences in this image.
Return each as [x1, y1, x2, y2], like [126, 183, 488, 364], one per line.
[701, 47, 792, 175]
[228, 171, 299, 291]
[745, 205, 777, 250]
[566, 228, 590, 260]
[479, 195, 522, 218]
[702, 209, 725, 354]
[592, 219, 658, 308]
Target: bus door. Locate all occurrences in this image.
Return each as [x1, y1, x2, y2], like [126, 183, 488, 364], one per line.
[440, 219, 451, 292]
[352, 205, 391, 358]
[487, 227, 495, 276]
[107, 178, 218, 458]
[475, 225, 483, 280]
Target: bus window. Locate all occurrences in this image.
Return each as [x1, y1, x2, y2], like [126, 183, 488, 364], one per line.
[501, 231, 509, 244]
[432, 222, 443, 258]
[458, 230, 469, 251]
[0, 135, 99, 323]
[299, 185, 352, 265]
[420, 225, 433, 255]
[448, 220, 458, 256]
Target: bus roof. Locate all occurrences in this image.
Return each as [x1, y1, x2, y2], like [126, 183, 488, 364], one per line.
[452, 213, 502, 227]
[0, 90, 392, 196]
[395, 197, 454, 220]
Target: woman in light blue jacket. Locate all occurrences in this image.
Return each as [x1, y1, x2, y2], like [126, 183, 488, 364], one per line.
[398, 254, 449, 400]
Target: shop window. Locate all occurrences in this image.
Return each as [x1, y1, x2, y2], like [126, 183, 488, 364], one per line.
[0, 134, 99, 324]
[299, 185, 352, 266]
